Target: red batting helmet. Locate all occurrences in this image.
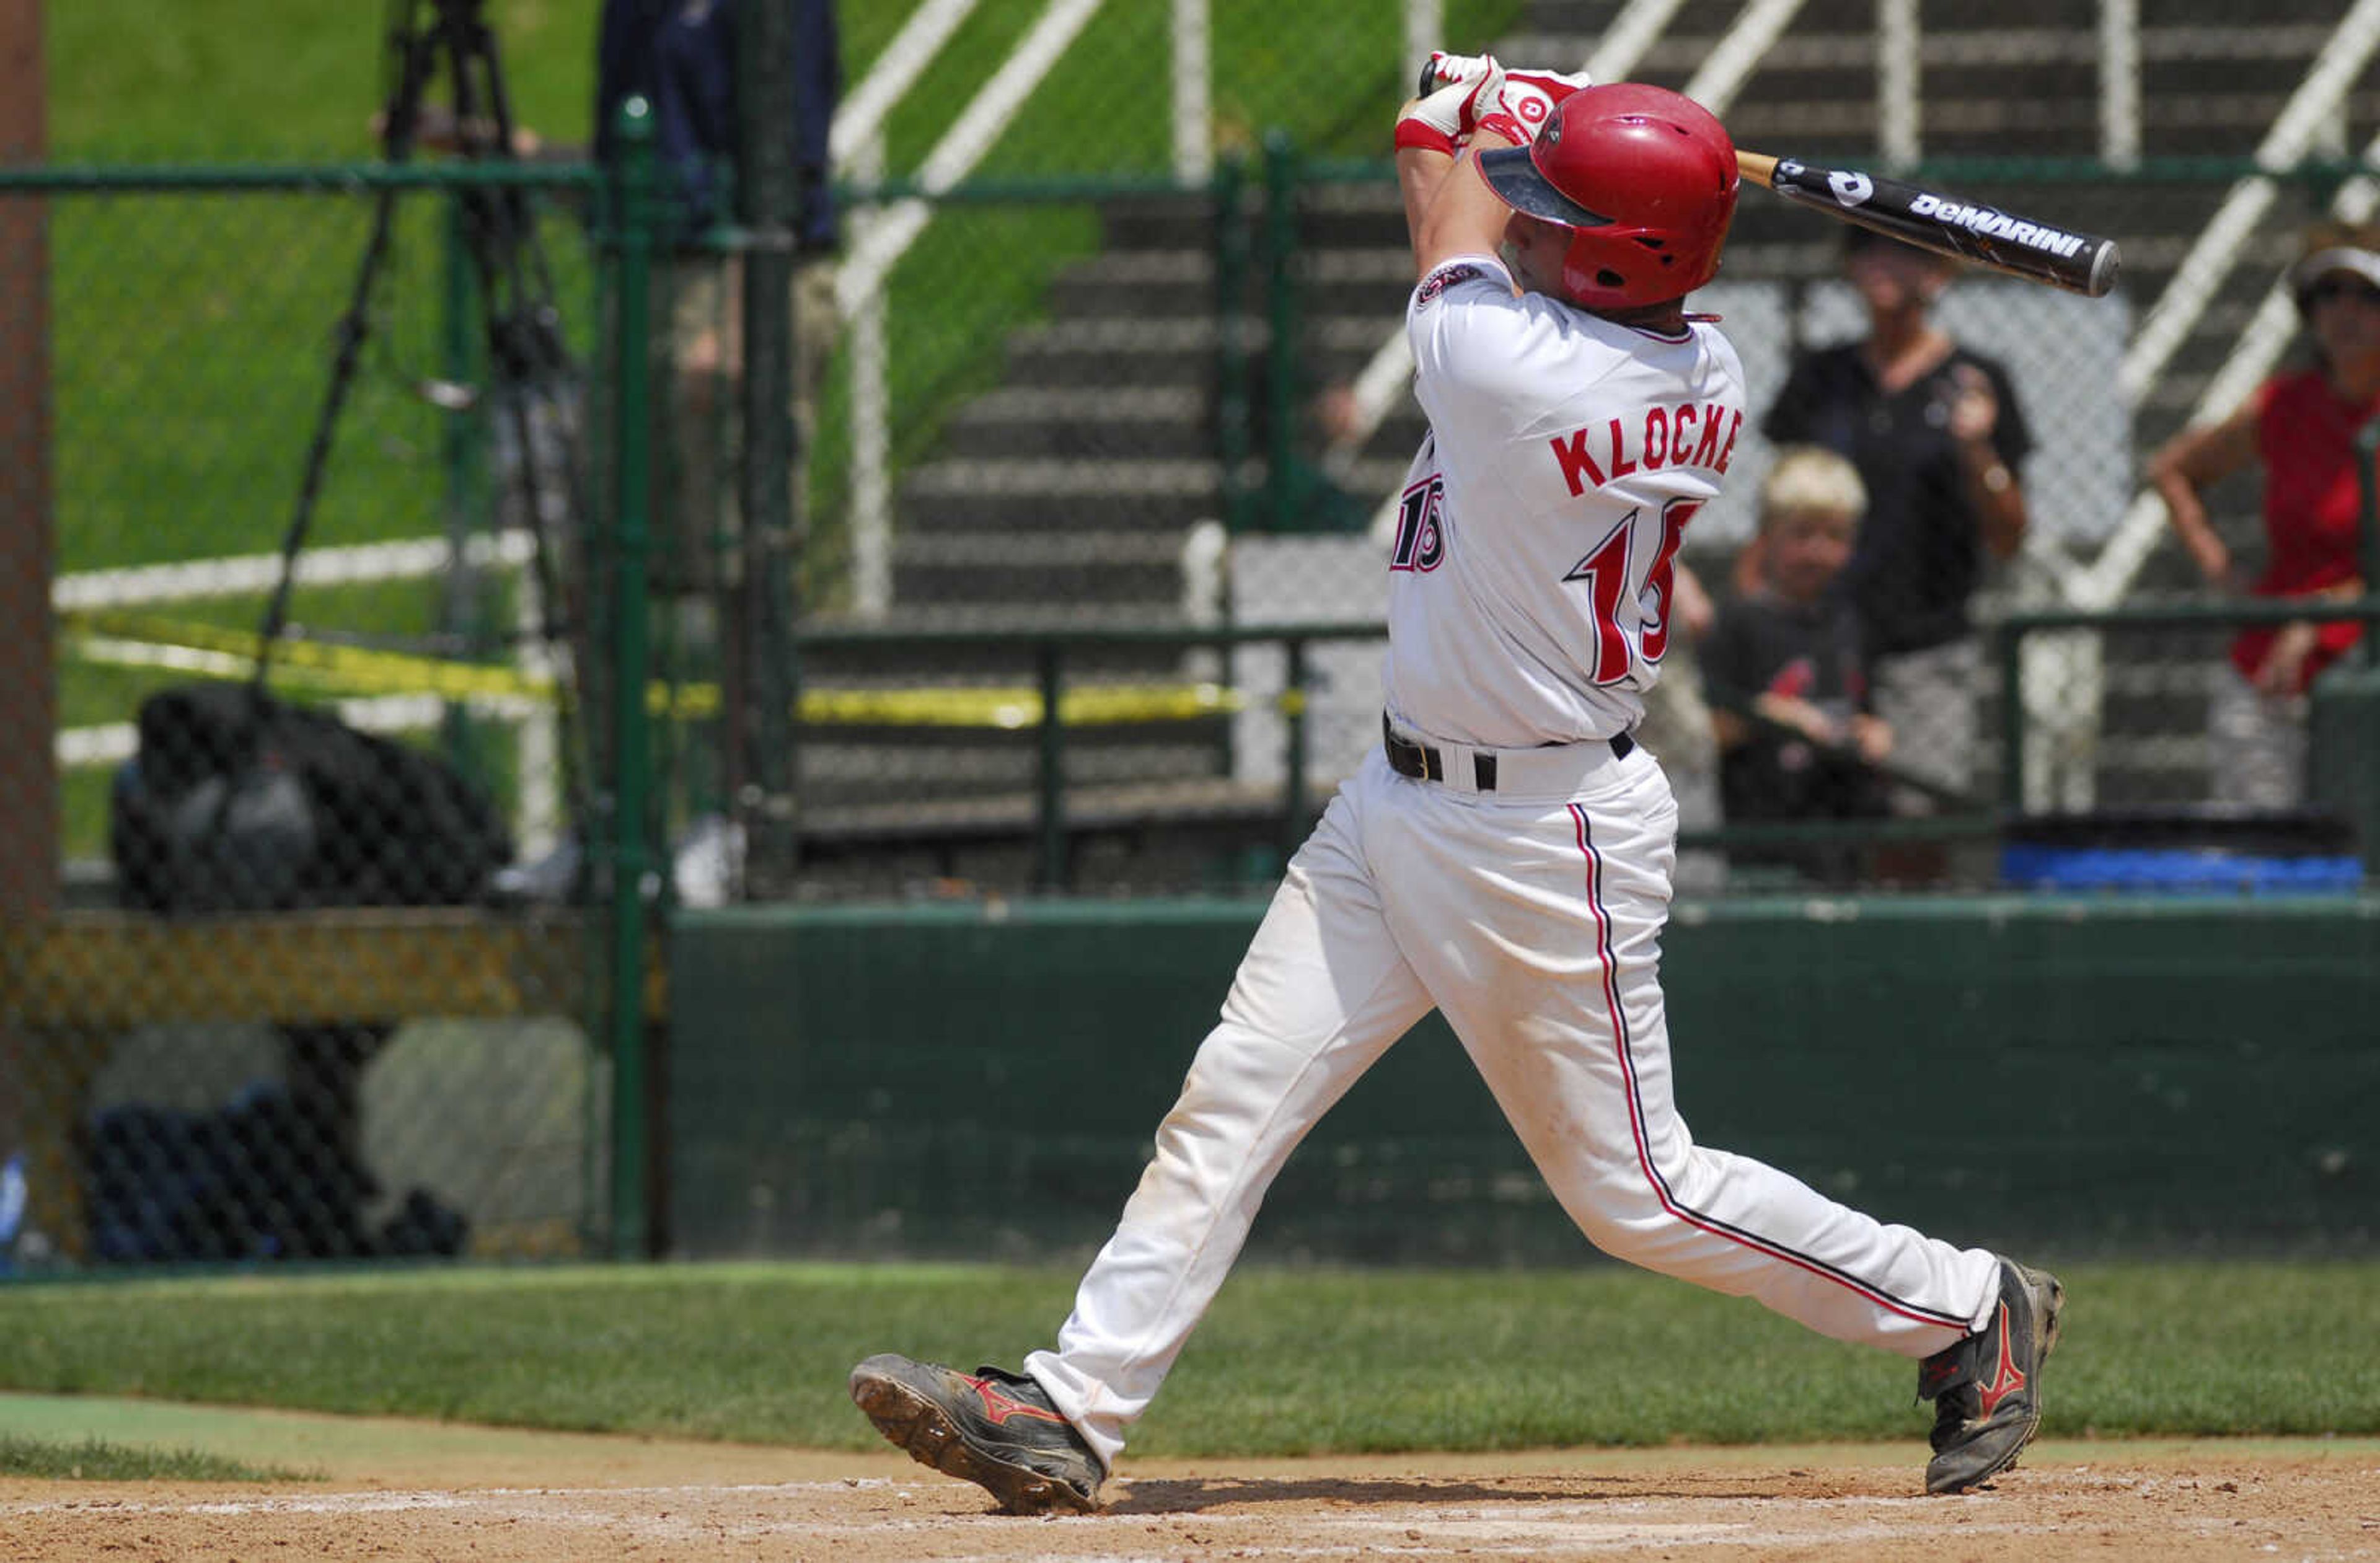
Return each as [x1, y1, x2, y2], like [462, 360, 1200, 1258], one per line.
[1476, 83, 1739, 310]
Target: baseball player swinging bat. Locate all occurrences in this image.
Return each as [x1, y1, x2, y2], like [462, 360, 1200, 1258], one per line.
[1416, 56, 2119, 297]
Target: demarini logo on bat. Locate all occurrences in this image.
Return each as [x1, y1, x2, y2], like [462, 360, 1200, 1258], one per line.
[1908, 193, 2089, 258]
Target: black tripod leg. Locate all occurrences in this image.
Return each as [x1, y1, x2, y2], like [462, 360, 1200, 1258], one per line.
[438, 11, 601, 846]
[257, 23, 445, 687]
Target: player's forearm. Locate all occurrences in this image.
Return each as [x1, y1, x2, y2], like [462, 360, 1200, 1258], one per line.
[1409, 127, 1519, 280]
[1397, 144, 1457, 267]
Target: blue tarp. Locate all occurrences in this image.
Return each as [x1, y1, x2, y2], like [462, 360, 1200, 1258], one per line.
[2001, 845, 2364, 894]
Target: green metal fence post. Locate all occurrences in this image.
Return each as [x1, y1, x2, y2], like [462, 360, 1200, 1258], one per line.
[2359, 421, 2380, 669]
[1998, 622, 2025, 816]
[1036, 639, 1067, 891]
[735, 0, 800, 895]
[1280, 635, 1309, 863]
[607, 97, 661, 1260]
[1212, 153, 1253, 536]
[1261, 131, 1299, 535]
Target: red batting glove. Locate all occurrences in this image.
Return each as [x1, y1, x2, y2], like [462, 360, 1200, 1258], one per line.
[1486, 66, 1593, 143]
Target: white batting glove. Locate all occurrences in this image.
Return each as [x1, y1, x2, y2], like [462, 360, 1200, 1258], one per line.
[1416, 51, 1499, 96]
[1395, 54, 1505, 156]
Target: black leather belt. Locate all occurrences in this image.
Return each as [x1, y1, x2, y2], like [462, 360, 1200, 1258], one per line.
[1382, 713, 1633, 791]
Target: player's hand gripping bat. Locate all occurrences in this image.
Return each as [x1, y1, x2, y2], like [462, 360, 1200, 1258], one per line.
[1734, 152, 2120, 297]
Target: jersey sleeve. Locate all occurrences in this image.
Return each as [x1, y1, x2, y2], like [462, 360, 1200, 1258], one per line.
[1406, 253, 1572, 450]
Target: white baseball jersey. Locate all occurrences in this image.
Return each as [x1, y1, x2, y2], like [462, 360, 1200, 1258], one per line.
[1384, 252, 1748, 748]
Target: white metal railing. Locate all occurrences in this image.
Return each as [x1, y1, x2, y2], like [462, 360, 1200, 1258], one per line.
[66, 2, 2373, 823]
[2002, 0, 2380, 809]
[1877, 0, 1918, 167]
[828, 0, 984, 168]
[2100, 0, 2140, 169]
[1683, 0, 1808, 118]
[834, 0, 1108, 618]
[1176, 0, 1214, 184]
[2071, 0, 2380, 610]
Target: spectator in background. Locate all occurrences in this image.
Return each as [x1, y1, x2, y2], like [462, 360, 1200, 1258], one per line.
[1704, 447, 1893, 887]
[2148, 220, 2380, 809]
[593, 0, 842, 902]
[1277, 378, 1378, 534]
[595, 0, 843, 584]
[1759, 226, 2031, 874]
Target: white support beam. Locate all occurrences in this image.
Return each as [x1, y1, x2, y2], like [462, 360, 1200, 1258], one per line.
[1682, 0, 1807, 115]
[835, 0, 1108, 321]
[1403, 0, 1440, 103]
[1876, 0, 1919, 168]
[1587, 0, 1691, 85]
[849, 131, 894, 620]
[829, 0, 982, 169]
[2071, 0, 2380, 609]
[2099, 0, 2140, 170]
[1173, 0, 1212, 183]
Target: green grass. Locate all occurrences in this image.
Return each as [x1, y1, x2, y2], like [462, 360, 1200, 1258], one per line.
[1, 1259, 2374, 1454]
[0, 1433, 317, 1483]
[48, 1, 600, 160]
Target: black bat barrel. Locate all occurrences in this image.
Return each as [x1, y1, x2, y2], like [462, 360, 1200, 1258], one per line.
[1767, 158, 2121, 298]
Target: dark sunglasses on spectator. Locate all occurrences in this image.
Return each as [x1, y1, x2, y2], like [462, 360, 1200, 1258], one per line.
[2302, 275, 2380, 307]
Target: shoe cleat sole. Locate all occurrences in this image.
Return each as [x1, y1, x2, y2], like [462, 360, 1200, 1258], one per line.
[850, 1363, 1096, 1516]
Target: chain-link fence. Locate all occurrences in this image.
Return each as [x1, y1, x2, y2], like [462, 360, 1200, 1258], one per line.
[15, 0, 2380, 1271]
[632, 151, 2379, 903]
[0, 155, 653, 1273]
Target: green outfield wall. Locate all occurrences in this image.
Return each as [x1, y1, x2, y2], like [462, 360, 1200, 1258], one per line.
[667, 896, 2380, 1262]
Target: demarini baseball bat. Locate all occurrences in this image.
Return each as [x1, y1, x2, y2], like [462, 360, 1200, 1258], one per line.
[1736, 151, 2120, 298]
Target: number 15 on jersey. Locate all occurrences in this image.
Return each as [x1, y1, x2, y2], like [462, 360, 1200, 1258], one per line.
[1562, 498, 1697, 684]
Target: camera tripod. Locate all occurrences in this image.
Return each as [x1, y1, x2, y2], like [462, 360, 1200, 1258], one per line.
[258, 0, 592, 844]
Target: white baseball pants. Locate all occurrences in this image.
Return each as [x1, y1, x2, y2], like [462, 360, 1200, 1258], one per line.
[1026, 742, 2001, 1473]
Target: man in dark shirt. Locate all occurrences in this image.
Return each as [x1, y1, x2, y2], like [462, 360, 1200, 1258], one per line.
[1759, 227, 2030, 843]
[596, 0, 840, 255]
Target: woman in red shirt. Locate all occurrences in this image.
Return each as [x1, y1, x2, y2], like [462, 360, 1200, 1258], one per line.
[2149, 222, 2380, 808]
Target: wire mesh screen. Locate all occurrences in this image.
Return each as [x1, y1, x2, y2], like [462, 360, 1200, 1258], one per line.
[718, 155, 2380, 902]
[653, 183, 1282, 900]
[19, 0, 2380, 1272]
[2, 172, 614, 1272]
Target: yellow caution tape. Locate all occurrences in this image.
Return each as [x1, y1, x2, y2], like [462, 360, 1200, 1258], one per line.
[60, 609, 1256, 729]
[73, 608, 552, 702]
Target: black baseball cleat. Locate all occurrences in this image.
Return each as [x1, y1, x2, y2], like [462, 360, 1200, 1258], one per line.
[849, 1354, 1104, 1514]
[1918, 1257, 2065, 1494]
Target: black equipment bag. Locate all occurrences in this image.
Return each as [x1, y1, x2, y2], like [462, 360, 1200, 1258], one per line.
[110, 682, 515, 914]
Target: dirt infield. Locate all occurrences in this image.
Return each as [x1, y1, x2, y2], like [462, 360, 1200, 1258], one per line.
[4, 1416, 2377, 1563]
